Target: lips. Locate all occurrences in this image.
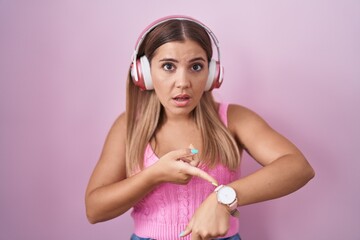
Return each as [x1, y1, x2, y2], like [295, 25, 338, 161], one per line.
[172, 94, 191, 107]
[173, 94, 190, 101]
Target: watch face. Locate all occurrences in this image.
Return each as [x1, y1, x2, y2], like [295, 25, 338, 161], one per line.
[218, 186, 236, 205]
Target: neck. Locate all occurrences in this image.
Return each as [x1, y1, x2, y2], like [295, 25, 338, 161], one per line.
[163, 111, 195, 125]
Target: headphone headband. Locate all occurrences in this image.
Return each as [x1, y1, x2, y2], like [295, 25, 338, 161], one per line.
[132, 15, 221, 66]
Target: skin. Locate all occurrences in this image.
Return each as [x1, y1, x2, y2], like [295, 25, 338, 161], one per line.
[85, 39, 315, 240]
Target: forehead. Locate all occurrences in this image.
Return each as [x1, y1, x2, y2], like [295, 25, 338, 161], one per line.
[152, 39, 207, 60]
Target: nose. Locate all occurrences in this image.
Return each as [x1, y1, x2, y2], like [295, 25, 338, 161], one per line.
[175, 68, 190, 89]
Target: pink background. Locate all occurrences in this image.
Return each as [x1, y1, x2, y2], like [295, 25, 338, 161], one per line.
[1, 1, 359, 239]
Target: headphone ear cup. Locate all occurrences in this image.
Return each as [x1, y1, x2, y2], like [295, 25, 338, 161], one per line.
[139, 56, 153, 90]
[131, 56, 153, 90]
[205, 59, 223, 91]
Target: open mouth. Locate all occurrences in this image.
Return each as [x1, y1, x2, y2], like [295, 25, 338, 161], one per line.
[172, 94, 191, 106]
[173, 96, 190, 101]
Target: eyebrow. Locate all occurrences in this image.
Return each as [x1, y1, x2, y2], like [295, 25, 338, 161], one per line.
[159, 58, 178, 63]
[189, 57, 206, 63]
[159, 57, 206, 63]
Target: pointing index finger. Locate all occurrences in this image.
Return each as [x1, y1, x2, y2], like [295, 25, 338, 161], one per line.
[183, 164, 218, 186]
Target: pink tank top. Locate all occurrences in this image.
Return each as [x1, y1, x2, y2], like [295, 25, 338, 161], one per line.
[131, 103, 240, 239]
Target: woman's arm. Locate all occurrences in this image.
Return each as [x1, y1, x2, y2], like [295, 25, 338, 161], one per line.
[85, 113, 157, 223]
[85, 113, 218, 224]
[227, 104, 315, 205]
[182, 104, 315, 239]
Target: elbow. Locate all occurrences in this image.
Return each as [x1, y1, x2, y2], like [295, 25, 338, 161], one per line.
[87, 216, 97, 225]
[300, 160, 315, 185]
[86, 206, 111, 224]
[85, 196, 126, 224]
[85, 195, 102, 224]
[86, 215, 97, 225]
[86, 206, 100, 224]
[306, 164, 315, 182]
[286, 155, 315, 187]
[86, 207, 125, 224]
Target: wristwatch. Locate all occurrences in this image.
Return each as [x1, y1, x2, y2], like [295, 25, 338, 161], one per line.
[214, 185, 240, 218]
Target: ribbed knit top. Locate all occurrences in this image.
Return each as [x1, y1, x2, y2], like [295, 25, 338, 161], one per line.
[131, 103, 240, 239]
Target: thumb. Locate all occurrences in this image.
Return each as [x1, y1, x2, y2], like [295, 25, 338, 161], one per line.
[183, 164, 218, 187]
[188, 144, 200, 167]
[179, 221, 192, 238]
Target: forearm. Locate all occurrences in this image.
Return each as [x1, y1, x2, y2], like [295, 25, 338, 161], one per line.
[85, 166, 159, 224]
[229, 154, 315, 206]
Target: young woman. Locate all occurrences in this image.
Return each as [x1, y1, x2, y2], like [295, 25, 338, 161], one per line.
[85, 16, 315, 240]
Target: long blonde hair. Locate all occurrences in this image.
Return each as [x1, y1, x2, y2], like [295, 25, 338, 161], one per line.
[125, 19, 240, 176]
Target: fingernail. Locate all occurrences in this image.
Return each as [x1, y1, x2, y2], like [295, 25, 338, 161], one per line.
[191, 149, 198, 154]
[211, 182, 218, 187]
[179, 231, 185, 237]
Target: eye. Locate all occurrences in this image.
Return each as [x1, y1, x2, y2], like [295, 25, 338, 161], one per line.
[191, 63, 203, 72]
[162, 63, 175, 71]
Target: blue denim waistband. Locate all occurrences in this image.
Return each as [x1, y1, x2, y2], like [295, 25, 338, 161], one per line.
[130, 233, 241, 240]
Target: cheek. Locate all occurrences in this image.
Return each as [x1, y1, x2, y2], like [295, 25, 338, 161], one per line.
[194, 76, 208, 90]
[152, 78, 170, 94]
[151, 68, 169, 86]
[196, 69, 209, 88]
[152, 78, 170, 102]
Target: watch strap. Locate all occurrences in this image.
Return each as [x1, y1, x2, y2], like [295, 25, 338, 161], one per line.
[228, 197, 238, 211]
[230, 208, 240, 218]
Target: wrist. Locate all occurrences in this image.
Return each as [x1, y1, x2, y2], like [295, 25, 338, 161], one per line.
[214, 185, 240, 218]
[144, 164, 164, 186]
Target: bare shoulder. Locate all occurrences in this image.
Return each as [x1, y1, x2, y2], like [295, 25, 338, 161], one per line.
[102, 112, 127, 159]
[227, 104, 275, 149]
[111, 112, 126, 133]
[227, 104, 269, 131]
[97, 112, 127, 174]
[101, 112, 126, 144]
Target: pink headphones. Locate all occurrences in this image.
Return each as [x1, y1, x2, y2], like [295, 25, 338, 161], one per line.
[130, 15, 224, 91]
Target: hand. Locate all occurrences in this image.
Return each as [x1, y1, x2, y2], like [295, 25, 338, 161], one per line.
[151, 147, 218, 186]
[180, 193, 231, 240]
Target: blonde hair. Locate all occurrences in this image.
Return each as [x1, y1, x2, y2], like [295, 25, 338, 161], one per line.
[125, 19, 240, 175]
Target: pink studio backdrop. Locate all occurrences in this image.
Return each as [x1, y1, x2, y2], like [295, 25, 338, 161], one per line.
[1, 1, 359, 239]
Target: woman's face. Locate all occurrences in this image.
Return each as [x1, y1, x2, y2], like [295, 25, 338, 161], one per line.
[150, 39, 209, 119]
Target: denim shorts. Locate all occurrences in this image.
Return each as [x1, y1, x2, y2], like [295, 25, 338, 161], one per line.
[130, 233, 241, 240]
